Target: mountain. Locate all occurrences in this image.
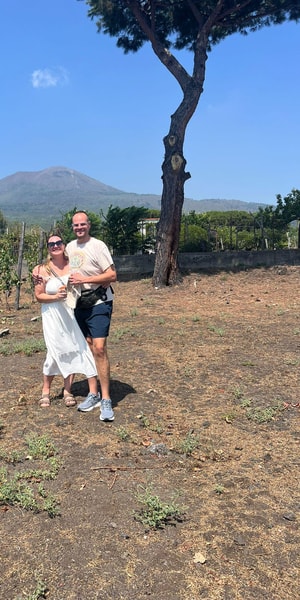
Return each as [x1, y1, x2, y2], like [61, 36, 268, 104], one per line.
[0, 166, 268, 228]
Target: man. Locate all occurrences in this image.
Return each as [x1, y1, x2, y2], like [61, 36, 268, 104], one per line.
[67, 211, 117, 422]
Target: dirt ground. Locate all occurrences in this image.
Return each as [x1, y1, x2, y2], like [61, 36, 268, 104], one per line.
[0, 266, 299, 600]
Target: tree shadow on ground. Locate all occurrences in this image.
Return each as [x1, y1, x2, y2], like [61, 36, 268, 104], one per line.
[71, 378, 136, 406]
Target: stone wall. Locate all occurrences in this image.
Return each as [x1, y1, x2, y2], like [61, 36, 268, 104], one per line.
[114, 249, 300, 281]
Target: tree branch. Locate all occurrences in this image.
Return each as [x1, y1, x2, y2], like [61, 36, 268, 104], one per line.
[125, 0, 191, 90]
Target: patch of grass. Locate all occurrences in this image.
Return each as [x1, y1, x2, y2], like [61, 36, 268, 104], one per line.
[150, 422, 164, 434]
[158, 317, 165, 325]
[0, 468, 61, 517]
[207, 324, 224, 336]
[17, 576, 48, 600]
[240, 397, 251, 408]
[284, 358, 300, 366]
[0, 338, 45, 356]
[0, 471, 39, 512]
[26, 434, 57, 459]
[112, 326, 131, 341]
[245, 402, 283, 423]
[134, 485, 185, 529]
[16, 461, 60, 481]
[214, 484, 225, 495]
[116, 426, 131, 442]
[175, 431, 199, 456]
[136, 414, 164, 435]
[191, 315, 201, 322]
[37, 484, 60, 517]
[182, 366, 193, 377]
[130, 308, 138, 317]
[137, 413, 150, 428]
[0, 448, 24, 463]
[222, 411, 236, 423]
[0, 435, 61, 517]
[232, 386, 244, 400]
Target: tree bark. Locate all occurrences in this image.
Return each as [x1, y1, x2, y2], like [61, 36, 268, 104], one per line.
[152, 79, 205, 287]
[152, 131, 190, 287]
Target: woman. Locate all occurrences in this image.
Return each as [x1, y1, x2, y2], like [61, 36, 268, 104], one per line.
[32, 234, 98, 407]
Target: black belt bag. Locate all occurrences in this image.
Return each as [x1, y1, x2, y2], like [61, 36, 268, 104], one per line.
[77, 285, 110, 309]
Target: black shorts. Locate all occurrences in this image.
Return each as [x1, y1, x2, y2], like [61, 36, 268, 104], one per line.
[75, 301, 113, 339]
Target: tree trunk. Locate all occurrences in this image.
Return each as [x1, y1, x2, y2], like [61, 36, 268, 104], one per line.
[152, 83, 204, 287]
[152, 130, 190, 287]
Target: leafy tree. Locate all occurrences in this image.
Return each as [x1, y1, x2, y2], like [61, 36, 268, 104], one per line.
[274, 188, 300, 227]
[0, 210, 7, 235]
[0, 234, 19, 305]
[82, 0, 300, 286]
[257, 189, 300, 246]
[179, 221, 210, 252]
[102, 205, 149, 254]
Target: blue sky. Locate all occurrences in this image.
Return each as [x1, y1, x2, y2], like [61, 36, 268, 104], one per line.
[1, 1, 300, 206]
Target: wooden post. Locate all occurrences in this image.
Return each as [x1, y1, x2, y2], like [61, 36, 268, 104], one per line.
[38, 228, 45, 264]
[15, 222, 26, 310]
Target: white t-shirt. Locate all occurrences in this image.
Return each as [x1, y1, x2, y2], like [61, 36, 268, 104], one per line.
[66, 237, 114, 302]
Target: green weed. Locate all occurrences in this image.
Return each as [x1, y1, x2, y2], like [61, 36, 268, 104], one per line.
[0, 448, 23, 463]
[232, 386, 244, 400]
[26, 434, 57, 459]
[137, 413, 150, 428]
[150, 422, 164, 434]
[207, 324, 224, 336]
[175, 431, 199, 456]
[116, 426, 131, 442]
[222, 411, 236, 423]
[41, 493, 60, 518]
[214, 484, 225, 495]
[134, 485, 185, 529]
[112, 327, 131, 341]
[0, 435, 61, 517]
[0, 472, 39, 512]
[182, 366, 193, 377]
[0, 338, 45, 356]
[17, 577, 48, 600]
[240, 398, 251, 408]
[246, 406, 279, 423]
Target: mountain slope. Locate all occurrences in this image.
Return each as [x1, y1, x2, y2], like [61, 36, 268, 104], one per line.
[0, 167, 268, 228]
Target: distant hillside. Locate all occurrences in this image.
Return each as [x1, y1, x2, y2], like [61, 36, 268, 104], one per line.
[0, 166, 268, 228]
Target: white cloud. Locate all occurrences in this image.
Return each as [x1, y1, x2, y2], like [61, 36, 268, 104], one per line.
[31, 67, 69, 89]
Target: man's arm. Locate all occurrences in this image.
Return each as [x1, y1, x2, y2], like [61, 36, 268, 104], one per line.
[69, 264, 117, 287]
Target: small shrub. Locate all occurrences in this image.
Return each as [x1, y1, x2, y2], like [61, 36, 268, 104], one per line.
[116, 426, 131, 441]
[175, 431, 199, 456]
[207, 324, 224, 336]
[134, 486, 185, 529]
[26, 434, 57, 459]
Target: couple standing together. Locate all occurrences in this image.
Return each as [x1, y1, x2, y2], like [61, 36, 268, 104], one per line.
[33, 211, 117, 422]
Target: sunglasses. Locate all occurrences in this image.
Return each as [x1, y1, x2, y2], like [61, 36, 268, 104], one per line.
[47, 241, 64, 248]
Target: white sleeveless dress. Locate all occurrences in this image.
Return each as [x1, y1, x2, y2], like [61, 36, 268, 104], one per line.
[41, 275, 96, 379]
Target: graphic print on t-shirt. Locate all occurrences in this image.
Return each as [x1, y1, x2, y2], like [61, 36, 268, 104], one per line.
[69, 251, 85, 270]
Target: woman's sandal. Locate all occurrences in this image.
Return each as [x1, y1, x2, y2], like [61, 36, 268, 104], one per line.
[63, 392, 76, 408]
[39, 393, 50, 408]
